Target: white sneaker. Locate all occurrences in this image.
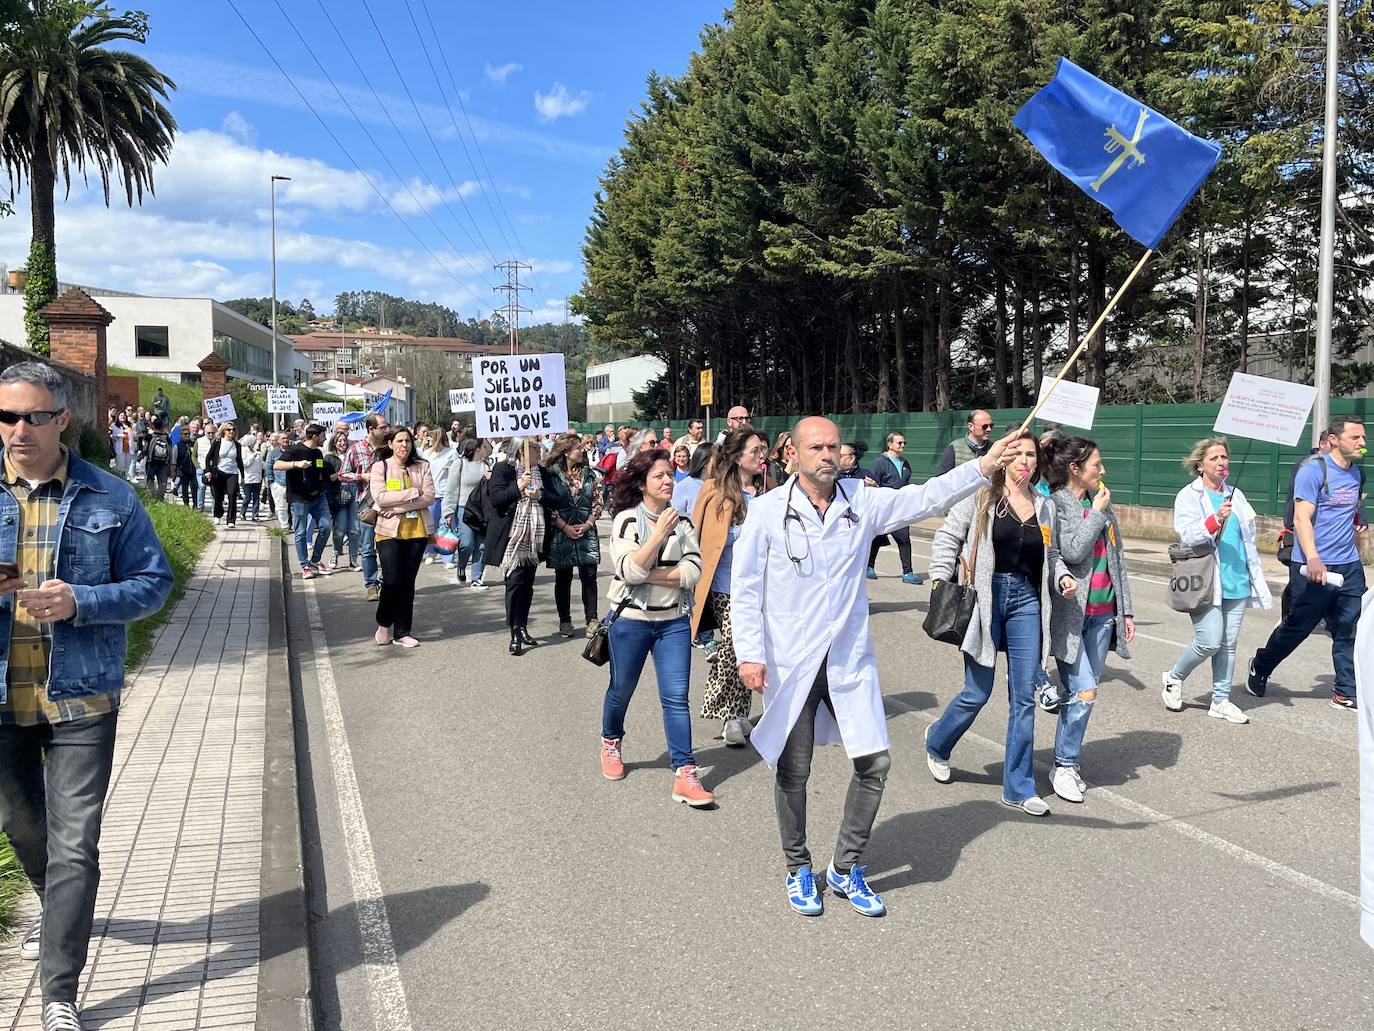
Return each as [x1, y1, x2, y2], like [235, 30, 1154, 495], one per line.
[19, 919, 39, 960]
[426, 555, 438, 564]
[42, 1002, 82, 1031]
[1001, 795, 1050, 817]
[1208, 699, 1249, 724]
[469, 580, 490, 592]
[1161, 671, 1184, 712]
[1071, 766, 1087, 793]
[723, 719, 748, 747]
[923, 725, 951, 783]
[1051, 766, 1084, 803]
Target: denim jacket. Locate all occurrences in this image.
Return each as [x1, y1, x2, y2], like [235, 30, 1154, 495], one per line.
[0, 449, 175, 704]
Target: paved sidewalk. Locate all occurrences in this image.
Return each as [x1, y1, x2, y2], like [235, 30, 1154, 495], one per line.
[0, 524, 272, 1030]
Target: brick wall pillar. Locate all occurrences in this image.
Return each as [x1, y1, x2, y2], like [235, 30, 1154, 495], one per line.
[42, 288, 113, 416]
[198, 353, 231, 424]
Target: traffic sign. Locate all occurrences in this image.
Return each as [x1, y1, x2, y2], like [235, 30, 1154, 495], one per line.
[700, 369, 713, 407]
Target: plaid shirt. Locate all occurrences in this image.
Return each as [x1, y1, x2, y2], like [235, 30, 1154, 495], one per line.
[0, 450, 120, 726]
[341, 438, 376, 498]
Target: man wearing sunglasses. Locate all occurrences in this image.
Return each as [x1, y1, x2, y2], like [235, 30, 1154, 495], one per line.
[0, 362, 174, 1030]
[936, 409, 996, 476]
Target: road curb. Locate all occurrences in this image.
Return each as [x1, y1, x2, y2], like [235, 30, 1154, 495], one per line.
[257, 534, 315, 1030]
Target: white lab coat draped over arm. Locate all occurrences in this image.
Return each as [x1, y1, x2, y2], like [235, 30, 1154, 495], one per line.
[730, 507, 769, 668]
[866, 458, 988, 536]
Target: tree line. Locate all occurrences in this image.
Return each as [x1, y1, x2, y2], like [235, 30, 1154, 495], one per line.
[575, 0, 1374, 418]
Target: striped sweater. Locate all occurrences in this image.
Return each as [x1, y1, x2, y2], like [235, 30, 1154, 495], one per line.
[609, 506, 703, 621]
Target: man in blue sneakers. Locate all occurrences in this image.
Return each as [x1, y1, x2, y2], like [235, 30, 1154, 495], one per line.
[733, 416, 1010, 916]
[1249, 417, 1367, 710]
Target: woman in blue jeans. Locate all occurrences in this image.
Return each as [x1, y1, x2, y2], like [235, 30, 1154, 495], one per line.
[1162, 438, 1272, 723]
[924, 431, 1073, 816]
[1045, 436, 1135, 804]
[442, 437, 492, 588]
[599, 451, 710, 806]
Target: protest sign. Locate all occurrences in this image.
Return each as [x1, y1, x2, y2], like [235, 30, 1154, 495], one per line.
[1213, 372, 1317, 447]
[472, 354, 568, 436]
[348, 424, 367, 442]
[449, 388, 476, 413]
[267, 387, 300, 414]
[1034, 377, 1100, 430]
[204, 394, 237, 423]
[313, 402, 344, 429]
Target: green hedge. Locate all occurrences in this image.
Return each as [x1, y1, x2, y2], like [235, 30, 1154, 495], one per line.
[0, 491, 214, 933]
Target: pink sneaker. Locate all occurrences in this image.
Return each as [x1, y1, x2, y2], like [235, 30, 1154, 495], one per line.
[374, 626, 392, 646]
[600, 738, 625, 781]
[301, 566, 315, 580]
[394, 635, 419, 648]
[672, 765, 714, 807]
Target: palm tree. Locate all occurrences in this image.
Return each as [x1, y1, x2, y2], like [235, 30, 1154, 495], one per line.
[0, 1, 176, 353]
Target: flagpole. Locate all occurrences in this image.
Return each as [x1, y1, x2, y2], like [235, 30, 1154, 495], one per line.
[1311, 0, 1339, 445]
[1017, 247, 1154, 434]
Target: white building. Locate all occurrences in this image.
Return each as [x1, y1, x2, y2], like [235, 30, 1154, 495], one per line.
[0, 281, 312, 387]
[312, 375, 414, 427]
[584, 354, 667, 423]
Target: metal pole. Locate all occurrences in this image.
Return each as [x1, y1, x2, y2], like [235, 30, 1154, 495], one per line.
[1312, 0, 1339, 445]
[270, 174, 291, 432]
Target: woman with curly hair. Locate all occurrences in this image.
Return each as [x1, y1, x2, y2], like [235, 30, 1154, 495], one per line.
[542, 434, 603, 638]
[691, 426, 767, 746]
[599, 450, 710, 806]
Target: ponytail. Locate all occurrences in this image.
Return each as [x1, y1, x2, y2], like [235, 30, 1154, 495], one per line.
[1043, 435, 1098, 491]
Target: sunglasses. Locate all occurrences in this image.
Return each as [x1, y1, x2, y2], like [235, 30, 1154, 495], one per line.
[0, 408, 65, 426]
[975, 423, 993, 431]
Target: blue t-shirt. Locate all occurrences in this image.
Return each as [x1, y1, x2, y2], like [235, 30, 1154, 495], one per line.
[674, 468, 691, 483]
[672, 476, 704, 518]
[1293, 456, 1362, 566]
[710, 491, 753, 595]
[1207, 489, 1250, 600]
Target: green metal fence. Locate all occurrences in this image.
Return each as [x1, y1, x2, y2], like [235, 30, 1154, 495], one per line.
[572, 398, 1373, 517]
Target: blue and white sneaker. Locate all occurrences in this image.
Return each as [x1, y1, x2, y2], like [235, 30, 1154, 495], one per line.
[826, 862, 885, 917]
[785, 865, 824, 916]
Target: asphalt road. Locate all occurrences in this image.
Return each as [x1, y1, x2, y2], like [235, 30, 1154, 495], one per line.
[289, 526, 1374, 1031]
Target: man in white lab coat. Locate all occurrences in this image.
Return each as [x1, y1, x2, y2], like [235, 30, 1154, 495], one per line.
[733, 416, 1012, 917]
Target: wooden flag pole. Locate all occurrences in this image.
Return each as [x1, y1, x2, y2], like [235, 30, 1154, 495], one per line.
[1017, 247, 1155, 434]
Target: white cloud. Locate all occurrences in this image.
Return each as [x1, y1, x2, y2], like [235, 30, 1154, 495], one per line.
[484, 62, 522, 84]
[531, 258, 575, 276]
[534, 84, 592, 123]
[221, 111, 256, 146]
[388, 179, 482, 217]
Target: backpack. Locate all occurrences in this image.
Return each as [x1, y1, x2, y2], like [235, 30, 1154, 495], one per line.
[462, 475, 492, 535]
[148, 434, 170, 465]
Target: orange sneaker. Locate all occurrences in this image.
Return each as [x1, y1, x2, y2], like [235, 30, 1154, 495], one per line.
[600, 738, 626, 781]
[671, 765, 714, 807]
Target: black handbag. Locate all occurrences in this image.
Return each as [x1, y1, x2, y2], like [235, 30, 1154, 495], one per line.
[582, 597, 632, 667]
[923, 536, 979, 646]
[462, 476, 492, 534]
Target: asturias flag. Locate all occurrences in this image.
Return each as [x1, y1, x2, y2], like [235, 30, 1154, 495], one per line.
[1013, 58, 1222, 249]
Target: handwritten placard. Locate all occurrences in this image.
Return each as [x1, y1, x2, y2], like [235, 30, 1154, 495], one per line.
[449, 388, 476, 413]
[267, 387, 300, 414]
[1213, 372, 1317, 447]
[312, 402, 344, 428]
[473, 354, 568, 436]
[204, 394, 237, 424]
[1034, 377, 1100, 430]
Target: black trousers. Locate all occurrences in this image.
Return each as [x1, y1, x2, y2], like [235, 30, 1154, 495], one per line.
[177, 467, 195, 506]
[0, 713, 118, 1003]
[376, 536, 427, 636]
[504, 563, 537, 629]
[555, 564, 599, 624]
[212, 472, 240, 523]
[868, 526, 913, 574]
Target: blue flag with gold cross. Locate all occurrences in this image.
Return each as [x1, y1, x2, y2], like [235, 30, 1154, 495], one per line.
[1013, 58, 1222, 249]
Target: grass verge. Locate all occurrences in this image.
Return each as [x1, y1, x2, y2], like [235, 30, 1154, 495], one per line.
[1, 491, 214, 934]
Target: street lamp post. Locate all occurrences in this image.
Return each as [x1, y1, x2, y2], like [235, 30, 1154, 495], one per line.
[270, 174, 292, 431]
[1311, 0, 1339, 444]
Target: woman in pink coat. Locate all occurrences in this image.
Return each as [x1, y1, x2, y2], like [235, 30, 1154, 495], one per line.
[368, 426, 436, 647]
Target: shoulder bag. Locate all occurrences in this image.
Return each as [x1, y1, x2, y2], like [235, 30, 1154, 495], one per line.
[583, 530, 672, 666]
[923, 530, 979, 645]
[1167, 537, 1217, 613]
[463, 473, 492, 534]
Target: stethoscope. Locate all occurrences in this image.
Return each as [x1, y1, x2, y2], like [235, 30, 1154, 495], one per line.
[783, 477, 860, 568]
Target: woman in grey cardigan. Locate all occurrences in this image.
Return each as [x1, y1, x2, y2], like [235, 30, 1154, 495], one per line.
[924, 432, 1076, 816]
[1044, 436, 1135, 805]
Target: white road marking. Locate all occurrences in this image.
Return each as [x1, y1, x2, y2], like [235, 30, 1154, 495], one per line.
[302, 584, 415, 1031]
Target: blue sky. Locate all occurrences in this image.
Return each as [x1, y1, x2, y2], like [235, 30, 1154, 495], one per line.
[0, 1, 727, 325]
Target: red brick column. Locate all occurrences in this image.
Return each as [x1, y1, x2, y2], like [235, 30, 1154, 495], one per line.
[198, 353, 231, 424]
[42, 288, 113, 415]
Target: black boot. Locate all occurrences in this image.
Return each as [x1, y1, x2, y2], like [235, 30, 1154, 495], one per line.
[509, 627, 524, 657]
[518, 627, 538, 647]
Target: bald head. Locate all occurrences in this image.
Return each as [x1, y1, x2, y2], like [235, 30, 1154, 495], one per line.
[789, 417, 841, 491]
[968, 409, 994, 444]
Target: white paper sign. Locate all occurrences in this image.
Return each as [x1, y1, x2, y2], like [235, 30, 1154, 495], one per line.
[473, 353, 568, 437]
[1213, 372, 1318, 447]
[449, 388, 476, 413]
[266, 387, 300, 414]
[1034, 377, 1100, 430]
[348, 424, 367, 442]
[312, 402, 344, 428]
[203, 394, 237, 423]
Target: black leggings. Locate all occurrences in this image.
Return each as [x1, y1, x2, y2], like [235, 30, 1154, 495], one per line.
[377, 537, 427, 636]
[212, 473, 240, 523]
[504, 563, 537, 629]
[554, 564, 599, 624]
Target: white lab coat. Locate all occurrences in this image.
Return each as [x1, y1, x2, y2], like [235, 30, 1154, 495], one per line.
[732, 461, 987, 766]
[1171, 478, 1273, 610]
[1356, 589, 1374, 949]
